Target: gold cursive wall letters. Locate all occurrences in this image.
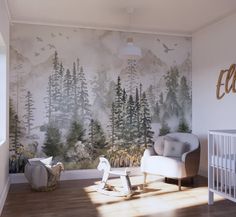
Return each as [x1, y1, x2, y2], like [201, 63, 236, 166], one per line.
[216, 64, 236, 100]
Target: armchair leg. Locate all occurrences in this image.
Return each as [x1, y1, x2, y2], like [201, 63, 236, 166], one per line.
[178, 179, 181, 191]
[191, 177, 194, 186]
[143, 172, 147, 188]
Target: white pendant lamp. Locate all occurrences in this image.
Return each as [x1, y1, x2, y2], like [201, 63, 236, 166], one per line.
[119, 8, 142, 60]
[119, 37, 142, 60]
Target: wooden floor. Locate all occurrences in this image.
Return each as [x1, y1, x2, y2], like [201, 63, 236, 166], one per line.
[1, 175, 236, 217]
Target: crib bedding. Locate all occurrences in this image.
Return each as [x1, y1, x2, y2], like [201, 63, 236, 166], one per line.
[211, 154, 236, 171]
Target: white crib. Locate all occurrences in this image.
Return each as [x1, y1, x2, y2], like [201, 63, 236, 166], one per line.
[208, 130, 236, 204]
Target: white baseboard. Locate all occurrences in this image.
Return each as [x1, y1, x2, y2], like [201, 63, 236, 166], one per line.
[10, 173, 27, 184]
[0, 177, 10, 216]
[10, 167, 142, 184]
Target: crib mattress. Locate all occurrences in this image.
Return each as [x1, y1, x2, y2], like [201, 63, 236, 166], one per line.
[211, 155, 236, 171]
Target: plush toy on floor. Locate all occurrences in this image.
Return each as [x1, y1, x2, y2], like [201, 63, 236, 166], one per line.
[96, 156, 132, 197]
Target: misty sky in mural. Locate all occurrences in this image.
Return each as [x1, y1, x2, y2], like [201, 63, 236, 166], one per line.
[9, 24, 192, 172]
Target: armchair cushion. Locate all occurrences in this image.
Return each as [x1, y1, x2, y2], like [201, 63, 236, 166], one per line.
[28, 156, 52, 166]
[153, 136, 165, 155]
[153, 136, 176, 156]
[163, 140, 186, 157]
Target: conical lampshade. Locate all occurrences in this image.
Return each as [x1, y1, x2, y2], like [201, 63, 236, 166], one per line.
[119, 37, 142, 60]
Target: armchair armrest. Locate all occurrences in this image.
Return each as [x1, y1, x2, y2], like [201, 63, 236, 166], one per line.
[181, 146, 200, 177]
[143, 146, 156, 158]
[141, 146, 156, 173]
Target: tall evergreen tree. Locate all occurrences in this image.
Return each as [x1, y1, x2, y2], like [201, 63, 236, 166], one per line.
[45, 51, 64, 127]
[164, 66, 180, 117]
[89, 119, 106, 158]
[134, 87, 141, 139]
[45, 75, 54, 123]
[152, 101, 160, 122]
[139, 83, 143, 100]
[147, 85, 156, 110]
[178, 76, 191, 118]
[66, 121, 84, 148]
[121, 88, 127, 139]
[71, 62, 78, 120]
[65, 121, 85, 161]
[126, 95, 135, 142]
[51, 51, 61, 112]
[23, 91, 35, 135]
[109, 102, 116, 145]
[147, 85, 159, 122]
[159, 120, 170, 136]
[140, 92, 154, 146]
[62, 68, 73, 127]
[52, 50, 59, 71]
[63, 69, 73, 114]
[114, 76, 123, 140]
[177, 118, 190, 133]
[126, 59, 137, 96]
[58, 62, 64, 112]
[159, 92, 164, 105]
[9, 99, 22, 154]
[77, 64, 91, 125]
[42, 125, 63, 157]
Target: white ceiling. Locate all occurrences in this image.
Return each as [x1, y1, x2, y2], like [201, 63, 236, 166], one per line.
[7, 0, 236, 36]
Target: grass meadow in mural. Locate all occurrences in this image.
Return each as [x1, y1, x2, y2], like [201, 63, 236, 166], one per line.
[9, 24, 192, 172]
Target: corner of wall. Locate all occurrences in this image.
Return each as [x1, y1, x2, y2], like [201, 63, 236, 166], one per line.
[0, 0, 10, 214]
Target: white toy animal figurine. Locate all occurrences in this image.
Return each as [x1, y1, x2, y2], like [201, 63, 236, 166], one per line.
[96, 156, 132, 197]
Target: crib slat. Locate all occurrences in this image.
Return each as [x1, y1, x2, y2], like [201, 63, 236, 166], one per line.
[227, 136, 229, 195]
[213, 135, 215, 190]
[220, 135, 224, 193]
[217, 135, 219, 192]
[232, 137, 236, 198]
[224, 136, 227, 195]
[229, 136, 232, 196]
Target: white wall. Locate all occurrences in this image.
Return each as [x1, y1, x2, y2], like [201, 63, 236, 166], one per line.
[0, 0, 10, 213]
[192, 12, 236, 176]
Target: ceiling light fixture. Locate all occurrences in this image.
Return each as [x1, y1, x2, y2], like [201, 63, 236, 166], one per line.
[119, 7, 142, 60]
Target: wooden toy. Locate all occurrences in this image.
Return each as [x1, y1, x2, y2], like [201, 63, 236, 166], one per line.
[96, 157, 132, 197]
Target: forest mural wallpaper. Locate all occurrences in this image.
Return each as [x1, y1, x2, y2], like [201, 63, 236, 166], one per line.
[9, 24, 192, 173]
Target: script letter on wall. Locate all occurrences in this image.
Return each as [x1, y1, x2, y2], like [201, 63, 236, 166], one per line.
[216, 64, 236, 100]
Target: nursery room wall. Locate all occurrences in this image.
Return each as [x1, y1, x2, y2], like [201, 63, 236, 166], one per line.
[192, 12, 236, 176]
[10, 23, 192, 172]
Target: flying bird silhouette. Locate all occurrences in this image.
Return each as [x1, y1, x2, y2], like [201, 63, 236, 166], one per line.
[36, 37, 43, 42]
[156, 38, 161, 42]
[47, 44, 56, 49]
[162, 43, 174, 53]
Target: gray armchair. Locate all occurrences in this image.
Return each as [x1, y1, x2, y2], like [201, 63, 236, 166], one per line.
[141, 132, 200, 190]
